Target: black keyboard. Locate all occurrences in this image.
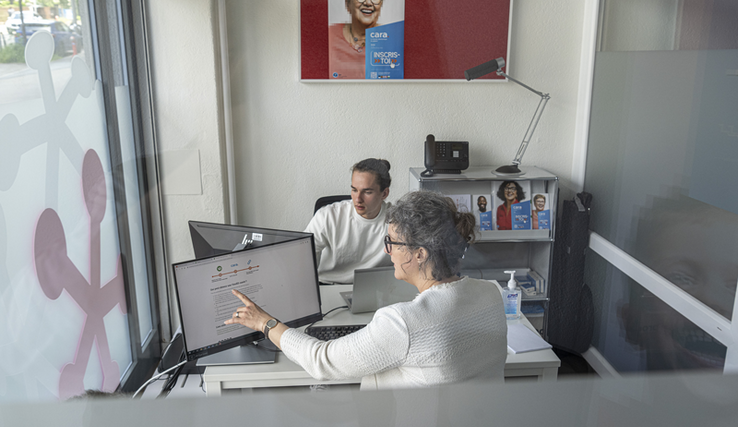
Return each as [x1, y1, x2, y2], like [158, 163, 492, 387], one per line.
[305, 324, 366, 341]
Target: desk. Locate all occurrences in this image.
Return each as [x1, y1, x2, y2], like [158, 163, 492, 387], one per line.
[203, 285, 560, 396]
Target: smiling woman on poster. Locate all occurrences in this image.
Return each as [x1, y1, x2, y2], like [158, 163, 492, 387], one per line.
[495, 181, 526, 230]
[328, 0, 405, 79]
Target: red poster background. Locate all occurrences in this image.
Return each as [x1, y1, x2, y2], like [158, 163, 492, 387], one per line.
[300, 0, 511, 80]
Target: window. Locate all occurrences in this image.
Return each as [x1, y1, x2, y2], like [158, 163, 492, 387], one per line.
[0, 0, 164, 401]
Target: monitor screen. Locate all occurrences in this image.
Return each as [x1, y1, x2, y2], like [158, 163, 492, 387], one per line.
[173, 235, 322, 362]
[188, 220, 312, 259]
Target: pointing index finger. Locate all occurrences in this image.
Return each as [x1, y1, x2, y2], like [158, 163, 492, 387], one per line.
[232, 289, 251, 304]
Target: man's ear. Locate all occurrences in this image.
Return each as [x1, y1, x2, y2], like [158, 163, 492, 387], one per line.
[381, 187, 389, 200]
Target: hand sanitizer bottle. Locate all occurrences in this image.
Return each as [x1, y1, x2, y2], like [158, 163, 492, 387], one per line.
[502, 270, 521, 320]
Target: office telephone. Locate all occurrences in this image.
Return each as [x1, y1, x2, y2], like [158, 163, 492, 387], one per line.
[421, 134, 469, 177]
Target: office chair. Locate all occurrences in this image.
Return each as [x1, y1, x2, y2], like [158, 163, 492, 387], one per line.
[314, 195, 351, 214]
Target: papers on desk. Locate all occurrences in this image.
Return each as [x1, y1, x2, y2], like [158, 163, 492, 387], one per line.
[507, 323, 552, 354]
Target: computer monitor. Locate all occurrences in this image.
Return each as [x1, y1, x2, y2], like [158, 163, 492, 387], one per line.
[188, 220, 312, 259]
[172, 235, 322, 365]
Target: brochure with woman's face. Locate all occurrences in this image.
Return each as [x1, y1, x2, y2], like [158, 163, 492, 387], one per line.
[492, 180, 531, 231]
[531, 193, 551, 230]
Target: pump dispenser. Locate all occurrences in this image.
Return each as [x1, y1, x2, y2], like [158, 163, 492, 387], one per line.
[502, 270, 521, 320]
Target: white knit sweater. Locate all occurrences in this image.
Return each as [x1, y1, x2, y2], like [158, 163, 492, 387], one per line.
[304, 199, 391, 284]
[280, 276, 508, 390]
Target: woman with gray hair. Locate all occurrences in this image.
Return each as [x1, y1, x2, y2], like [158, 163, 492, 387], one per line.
[225, 190, 508, 390]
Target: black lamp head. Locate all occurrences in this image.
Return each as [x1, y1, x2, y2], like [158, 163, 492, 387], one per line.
[464, 57, 505, 81]
[495, 164, 522, 175]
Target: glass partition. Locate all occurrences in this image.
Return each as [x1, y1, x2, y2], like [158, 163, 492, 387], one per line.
[584, 0, 738, 373]
[586, 251, 728, 372]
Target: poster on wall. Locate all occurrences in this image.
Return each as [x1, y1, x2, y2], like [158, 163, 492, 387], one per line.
[301, 0, 511, 80]
[328, 0, 405, 79]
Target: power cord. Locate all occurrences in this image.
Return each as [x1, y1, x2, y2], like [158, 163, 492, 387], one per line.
[132, 360, 187, 399]
[157, 352, 187, 398]
[305, 305, 349, 329]
[140, 304, 352, 397]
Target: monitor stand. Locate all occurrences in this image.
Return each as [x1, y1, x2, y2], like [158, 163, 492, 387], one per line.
[196, 341, 277, 367]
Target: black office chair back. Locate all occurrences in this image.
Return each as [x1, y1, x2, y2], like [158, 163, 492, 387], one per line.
[314, 195, 351, 214]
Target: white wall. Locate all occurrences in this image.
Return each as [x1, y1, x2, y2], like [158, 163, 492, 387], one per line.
[147, 0, 228, 267]
[145, 0, 588, 253]
[226, 0, 587, 231]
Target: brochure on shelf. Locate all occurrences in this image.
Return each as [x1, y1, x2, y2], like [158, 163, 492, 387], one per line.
[518, 279, 537, 296]
[521, 304, 545, 316]
[492, 180, 531, 231]
[530, 192, 552, 230]
[527, 269, 546, 294]
[512, 200, 532, 230]
[472, 194, 493, 230]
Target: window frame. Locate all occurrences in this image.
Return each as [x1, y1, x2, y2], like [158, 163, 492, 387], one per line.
[85, 0, 168, 391]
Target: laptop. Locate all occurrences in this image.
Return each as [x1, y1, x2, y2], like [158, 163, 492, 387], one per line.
[340, 266, 420, 314]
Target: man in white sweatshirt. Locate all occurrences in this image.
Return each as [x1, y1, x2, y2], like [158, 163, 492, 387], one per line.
[304, 158, 393, 284]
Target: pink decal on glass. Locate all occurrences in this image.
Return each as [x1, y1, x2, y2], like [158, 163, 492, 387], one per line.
[34, 150, 127, 400]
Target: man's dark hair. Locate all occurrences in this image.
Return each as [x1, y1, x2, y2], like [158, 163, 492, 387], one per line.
[352, 158, 392, 191]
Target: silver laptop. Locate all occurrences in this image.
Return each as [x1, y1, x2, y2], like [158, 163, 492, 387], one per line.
[340, 266, 419, 314]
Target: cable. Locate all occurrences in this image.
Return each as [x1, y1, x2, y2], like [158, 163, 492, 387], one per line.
[164, 351, 188, 395]
[157, 361, 185, 398]
[323, 305, 349, 317]
[305, 305, 349, 329]
[132, 360, 187, 399]
[180, 373, 189, 388]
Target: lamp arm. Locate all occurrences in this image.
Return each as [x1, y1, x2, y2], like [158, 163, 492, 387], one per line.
[496, 70, 547, 97]
[511, 94, 550, 166]
[497, 70, 550, 166]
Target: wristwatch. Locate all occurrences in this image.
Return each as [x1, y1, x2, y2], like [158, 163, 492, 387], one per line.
[263, 318, 279, 340]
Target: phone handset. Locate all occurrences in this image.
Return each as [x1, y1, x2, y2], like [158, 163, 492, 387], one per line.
[421, 134, 436, 177]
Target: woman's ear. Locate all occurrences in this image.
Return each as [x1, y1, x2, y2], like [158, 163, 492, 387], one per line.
[415, 247, 428, 264]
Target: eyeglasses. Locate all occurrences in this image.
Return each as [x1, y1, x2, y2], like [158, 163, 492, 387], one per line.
[504, 186, 517, 193]
[384, 235, 411, 253]
[357, 0, 382, 5]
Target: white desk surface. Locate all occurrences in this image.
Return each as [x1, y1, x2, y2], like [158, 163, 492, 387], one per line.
[203, 284, 560, 396]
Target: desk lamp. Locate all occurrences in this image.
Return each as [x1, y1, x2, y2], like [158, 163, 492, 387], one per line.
[464, 57, 550, 176]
